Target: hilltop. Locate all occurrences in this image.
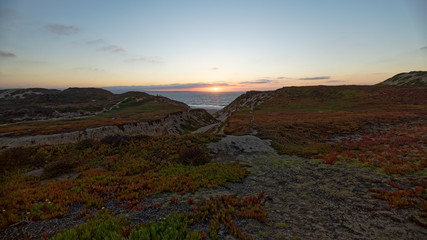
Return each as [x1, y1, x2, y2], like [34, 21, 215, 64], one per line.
[377, 71, 427, 86]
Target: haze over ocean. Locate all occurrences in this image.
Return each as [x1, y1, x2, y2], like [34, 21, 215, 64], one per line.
[102, 86, 243, 109]
[146, 91, 243, 110]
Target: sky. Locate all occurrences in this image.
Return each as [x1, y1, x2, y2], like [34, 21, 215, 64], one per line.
[0, 0, 426, 92]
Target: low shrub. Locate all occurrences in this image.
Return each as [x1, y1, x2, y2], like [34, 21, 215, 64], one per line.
[52, 211, 202, 240]
[101, 135, 130, 147]
[42, 157, 76, 179]
[178, 145, 209, 165]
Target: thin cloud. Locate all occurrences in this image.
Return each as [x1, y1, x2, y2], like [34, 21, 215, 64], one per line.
[0, 50, 16, 58]
[325, 80, 344, 83]
[125, 57, 162, 63]
[144, 82, 230, 89]
[299, 76, 331, 80]
[420, 46, 427, 50]
[99, 45, 125, 53]
[277, 77, 286, 79]
[86, 39, 104, 45]
[240, 79, 273, 84]
[211, 67, 219, 70]
[45, 24, 80, 35]
[72, 66, 105, 72]
[105, 83, 231, 91]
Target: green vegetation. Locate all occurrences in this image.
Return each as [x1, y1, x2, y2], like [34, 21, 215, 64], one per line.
[0, 134, 249, 229]
[51, 190, 268, 240]
[52, 211, 203, 240]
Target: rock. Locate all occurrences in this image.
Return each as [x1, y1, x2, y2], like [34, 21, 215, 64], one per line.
[208, 135, 275, 156]
[41, 172, 80, 184]
[25, 168, 44, 177]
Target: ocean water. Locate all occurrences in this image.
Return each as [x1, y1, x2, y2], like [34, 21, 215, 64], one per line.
[146, 91, 243, 110]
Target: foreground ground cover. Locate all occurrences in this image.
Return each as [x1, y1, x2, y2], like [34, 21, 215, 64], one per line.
[51, 192, 267, 240]
[0, 134, 259, 238]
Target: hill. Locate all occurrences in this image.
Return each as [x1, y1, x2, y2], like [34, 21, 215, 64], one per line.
[0, 88, 188, 124]
[377, 71, 427, 86]
[0, 88, 218, 142]
[219, 84, 427, 231]
[223, 85, 426, 155]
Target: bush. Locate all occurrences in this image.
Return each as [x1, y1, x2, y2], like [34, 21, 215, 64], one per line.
[101, 135, 130, 147]
[178, 145, 209, 165]
[75, 139, 97, 150]
[42, 156, 76, 179]
[52, 211, 127, 240]
[129, 212, 200, 240]
[0, 147, 37, 174]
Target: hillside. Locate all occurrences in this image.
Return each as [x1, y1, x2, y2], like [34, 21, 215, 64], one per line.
[224, 85, 426, 154]
[0, 88, 188, 124]
[377, 71, 427, 86]
[0, 88, 220, 141]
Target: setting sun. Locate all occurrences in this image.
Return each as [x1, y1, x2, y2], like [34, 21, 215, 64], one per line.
[212, 87, 220, 92]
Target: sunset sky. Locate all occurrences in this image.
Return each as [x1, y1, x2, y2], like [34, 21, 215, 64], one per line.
[0, 0, 426, 92]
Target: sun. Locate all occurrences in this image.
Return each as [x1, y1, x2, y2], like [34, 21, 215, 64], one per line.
[200, 86, 223, 92]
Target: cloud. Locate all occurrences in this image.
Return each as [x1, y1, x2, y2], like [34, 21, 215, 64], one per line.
[45, 24, 80, 35]
[277, 77, 287, 79]
[104, 82, 231, 91]
[325, 80, 344, 83]
[299, 76, 331, 80]
[125, 56, 162, 63]
[211, 67, 219, 70]
[72, 66, 105, 72]
[144, 82, 230, 90]
[86, 39, 104, 45]
[420, 46, 427, 50]
[0, 50, 16, 58]
[240, 79, 273, 84]
[99, 45, 125, 53]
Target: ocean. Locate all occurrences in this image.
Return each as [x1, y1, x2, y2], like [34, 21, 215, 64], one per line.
[145, 91, 243, 110]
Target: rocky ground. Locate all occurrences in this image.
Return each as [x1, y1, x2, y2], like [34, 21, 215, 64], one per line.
[2, 135, 426, 239]
[206, 136, 426, 239]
